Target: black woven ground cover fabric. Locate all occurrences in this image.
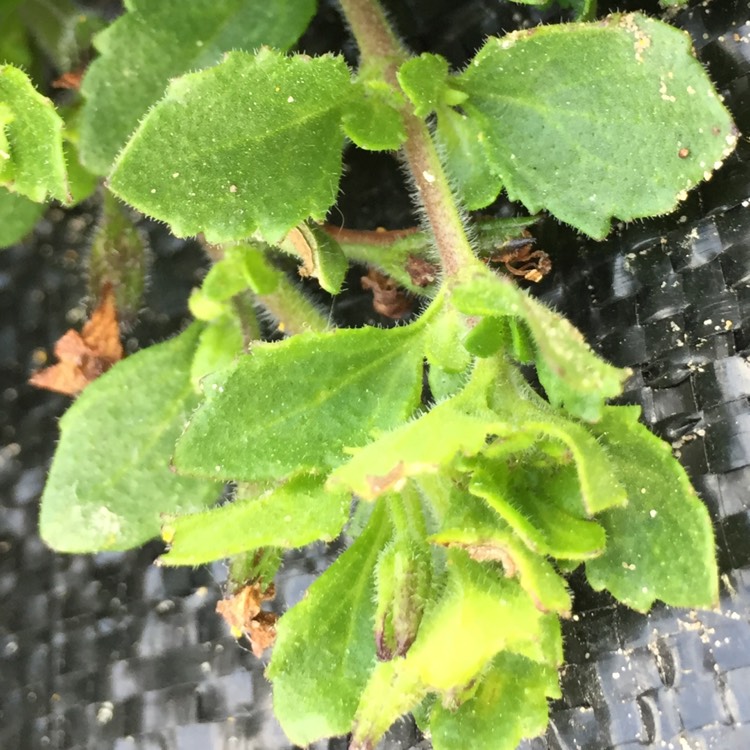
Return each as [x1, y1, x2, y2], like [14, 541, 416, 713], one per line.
[2, 1, 750, 749]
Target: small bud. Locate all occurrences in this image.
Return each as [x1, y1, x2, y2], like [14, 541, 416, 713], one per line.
[374, 545, 397, 661]
[374, 540, 432, 660]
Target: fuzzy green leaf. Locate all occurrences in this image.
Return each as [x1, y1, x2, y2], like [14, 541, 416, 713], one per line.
[351, 660, 427, 749]
[190, 313, 245, 388]
[328, 356, 498, 500]
[349, 550, 560, 750]
[403, 551, 557, 691]
[62, 139, 98, 206]
[430, 490, 572, 615]
[278, 222, 349, 294]
[173, 323, 426, 482]
[0, 186, 44, 248]
[79, 0, 316, 174]
[0, 65, 67, 202]
[39, 325, 221, 552]
[110, 49, 351, 244]
[424, 303, 472, 373]
[435, 106, 502, 210]
[159, 475, 350, 565]
[430, 652, 558, 750]
[268, 502, 391, 746]
[343, 80, 406, 151]
[453, 266, 628, 421]
[329, 403, 495, 500]
[455, 13, 737, 237]
[0, 1, 33, 70]
[585, 406, 719, 611]
[470, 459, 607, 559]
[397, 53, 454, 118]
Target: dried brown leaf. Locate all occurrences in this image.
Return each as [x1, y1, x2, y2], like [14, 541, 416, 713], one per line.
[361, 269, 412, 319]
[29, 284, 123, 396]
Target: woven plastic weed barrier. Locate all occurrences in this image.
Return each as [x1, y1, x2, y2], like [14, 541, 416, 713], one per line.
[2, 0, 750, 748]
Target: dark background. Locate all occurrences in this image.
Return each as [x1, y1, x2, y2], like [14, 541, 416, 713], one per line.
[2, 0, 750, 748]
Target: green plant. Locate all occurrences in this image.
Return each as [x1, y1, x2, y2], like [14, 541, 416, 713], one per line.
[2, 0, 736, 747]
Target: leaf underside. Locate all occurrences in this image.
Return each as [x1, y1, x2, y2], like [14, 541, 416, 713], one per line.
[0, 186, 45, 248]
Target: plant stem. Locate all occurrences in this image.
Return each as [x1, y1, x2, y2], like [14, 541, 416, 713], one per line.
[338, 0, 479, 279]
[321, 216, 538, 294]
[256, 265, 330, 335]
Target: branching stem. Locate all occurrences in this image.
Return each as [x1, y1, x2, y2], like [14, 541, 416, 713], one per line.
[338, 0, 479, 280]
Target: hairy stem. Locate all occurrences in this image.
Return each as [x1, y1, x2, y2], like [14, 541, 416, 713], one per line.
[322, 218, 538, 295]
[255, 266, 330, 335]
[338, 0, 478, 279]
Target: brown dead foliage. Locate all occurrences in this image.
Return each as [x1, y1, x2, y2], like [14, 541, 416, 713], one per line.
[29, 284, 123, 396]
[361, 269, 412, 319]
[216, 583, 278, 658]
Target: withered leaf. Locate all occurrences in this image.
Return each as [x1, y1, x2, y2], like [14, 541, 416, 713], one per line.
[216, 582, 278, 658]
[361, 269, 412, 319]
[489, 238, 551, 284]
[440, 540, 518, 577]
[405, 254, 438, 287]
[29, 284, 123, 396]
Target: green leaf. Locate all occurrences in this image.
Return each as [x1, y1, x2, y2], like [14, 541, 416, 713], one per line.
[159, 474, 350, 566]
[452, 265, 628, 421]
[430, 490, 572, 615]
[0, 1, 33, 70]
[0, 186, 44, 248]
[110, 49, 351, 244]
[392, 550, 555, 689]
[435, 106, 503, 210]
[349, 550, 559, 750]
[455, 13, 737, 237]
[480, 386, 628, 517]
[62, 139, 98, 206]
[0, 64, 67, 202]
[351, 659, 427, 750]
[557, 0, 598, 21]
[173, 323, 426, 482]
[424, 302, 472, 373]
[328, 357, 498, 500]
[39, 325, 221, 552]
[79, 0, 316, 174]
[268, 501, 391, 746]
[190, 312, 245, 388]
[427, 365, 469, 402]
[585, 406, 719, 611]
[277, 222, 349, 295]
[329, 400, 494, 500]
[397, 53, 456, 118]
[430, 652, 558, 750]
[470, 459, 607, 559]
[343, 79, 406, 151]
[463, 316, 510, 358]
